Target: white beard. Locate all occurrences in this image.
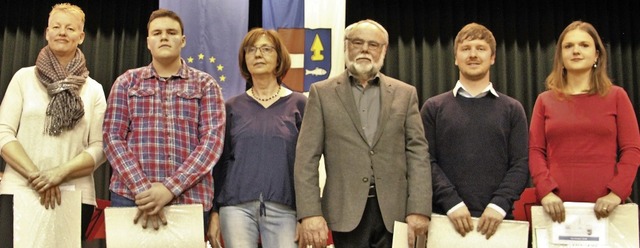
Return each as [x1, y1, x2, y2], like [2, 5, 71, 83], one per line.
[345, 51, 385, 80]
[352, 62, 374, 75]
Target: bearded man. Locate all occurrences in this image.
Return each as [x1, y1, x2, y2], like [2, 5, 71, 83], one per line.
[294, 19, 432, 248]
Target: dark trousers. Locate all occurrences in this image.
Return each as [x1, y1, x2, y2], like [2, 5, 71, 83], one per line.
[0, 194, 94, 247]
[332, 196, 393, 248]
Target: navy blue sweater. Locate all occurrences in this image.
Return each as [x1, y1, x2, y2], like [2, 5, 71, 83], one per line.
[420, 91, 529, 217]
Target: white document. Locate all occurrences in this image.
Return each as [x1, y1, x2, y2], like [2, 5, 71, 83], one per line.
[389, 221, 428, 248]
[427, 213, 530, 248]
[14, 190, 82, 248]
[532, 203, 639, 248]
[535, 228, 550, 248]
[393, 221, 409, 248]
[551, 202, 607, 245]
[105, 204, 205, 248]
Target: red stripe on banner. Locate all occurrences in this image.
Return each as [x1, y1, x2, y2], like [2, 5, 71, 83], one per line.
[278, 29, 305, 92]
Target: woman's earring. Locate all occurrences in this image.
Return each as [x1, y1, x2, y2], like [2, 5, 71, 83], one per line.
[593, 61, 597, 68]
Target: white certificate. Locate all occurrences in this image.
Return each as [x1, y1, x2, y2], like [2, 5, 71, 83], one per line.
[426, 213, 530, 248]
[14, 190, 82, 248]
[532, 203, 639, 248]
[551, 202, 607, 245]
[105, 204, 205, 248]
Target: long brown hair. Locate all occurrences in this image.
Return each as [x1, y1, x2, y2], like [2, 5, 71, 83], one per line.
[546, 21, 611, 97]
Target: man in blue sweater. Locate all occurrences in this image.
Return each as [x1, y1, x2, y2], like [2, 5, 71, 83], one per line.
[420, 23, 529, 239]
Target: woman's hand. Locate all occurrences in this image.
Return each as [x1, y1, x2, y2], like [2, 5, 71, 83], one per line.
[206, 212, 221, 248]
[38, 185, 61, 209]
[29, 166, 67, 192]
[541, 192, 565, 222]
[594, 192, 622, 219]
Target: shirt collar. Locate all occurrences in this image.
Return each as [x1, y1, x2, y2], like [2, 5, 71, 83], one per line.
[347, 71, 381, 87]
[452, 80, 499, 98]
[141, 58, 189, 80]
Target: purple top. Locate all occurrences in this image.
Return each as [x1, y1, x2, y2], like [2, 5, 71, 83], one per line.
[214, 91, 306, 210]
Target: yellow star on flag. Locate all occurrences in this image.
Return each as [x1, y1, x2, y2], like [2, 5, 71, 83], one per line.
[198, 53, 205, 60]
[187, 57, 194, 63]
[209, 56, 216, 63]
[217, 64, 224, 71]
[219, 75, 226, 82]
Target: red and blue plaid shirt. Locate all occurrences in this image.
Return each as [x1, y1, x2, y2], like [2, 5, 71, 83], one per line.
[104, 60, 225, 211]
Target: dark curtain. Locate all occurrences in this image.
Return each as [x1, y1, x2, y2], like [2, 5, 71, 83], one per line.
[1, 0, 639, 210]
[346, 0, 640, 202]
[0, 0, 158, 202]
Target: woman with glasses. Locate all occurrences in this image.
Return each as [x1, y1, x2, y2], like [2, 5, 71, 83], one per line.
[206, 28, 306, 248]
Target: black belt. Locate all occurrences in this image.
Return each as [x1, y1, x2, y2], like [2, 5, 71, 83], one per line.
[368, 183, 376, 198]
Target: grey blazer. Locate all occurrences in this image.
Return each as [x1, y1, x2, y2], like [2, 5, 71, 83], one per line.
[294, 71, 432, 232]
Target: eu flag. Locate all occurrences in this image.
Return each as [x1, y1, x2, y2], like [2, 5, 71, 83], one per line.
[159, 0, 249, 99]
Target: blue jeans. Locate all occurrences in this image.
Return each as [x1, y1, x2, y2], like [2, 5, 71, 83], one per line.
[110, 192, 210, 232]
[220, 200, 297, 248]
[110, 192, 136, 207]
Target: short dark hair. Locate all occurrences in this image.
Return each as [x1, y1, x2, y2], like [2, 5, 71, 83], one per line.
[238, 28, 291, 84]
[147, 9, 184, 35]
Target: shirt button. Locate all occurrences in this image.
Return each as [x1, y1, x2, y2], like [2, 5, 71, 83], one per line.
[362, 177, 369, 183]
[369, 150, 375, 155]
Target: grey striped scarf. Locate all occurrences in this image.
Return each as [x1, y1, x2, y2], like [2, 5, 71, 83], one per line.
[35, 46, 88, 136]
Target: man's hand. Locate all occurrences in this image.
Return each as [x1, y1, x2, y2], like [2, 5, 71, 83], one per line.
[300, 216, 328, 248]
[206, 212, 221, 248]
[133, 208, 167, 229]
[406, 214, 429, 247]
[541, 192, 565, 223]
[447, 205, 473, 237]
[595, 192, 621, 219]
[135, 182, 174, 215]
[477, 207, 503, 239]
[38, 186, 61, 209]
[295, 222, 305, 248]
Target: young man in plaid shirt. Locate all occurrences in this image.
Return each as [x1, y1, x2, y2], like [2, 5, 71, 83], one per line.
[103, 9, 225, 229]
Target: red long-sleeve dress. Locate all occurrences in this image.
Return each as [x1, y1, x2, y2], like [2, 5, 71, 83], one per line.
[529, 86, 640, 202]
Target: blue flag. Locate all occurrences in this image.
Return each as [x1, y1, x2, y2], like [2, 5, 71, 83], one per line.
[159, 0, 249, 99]
[262, 0, 304, 29]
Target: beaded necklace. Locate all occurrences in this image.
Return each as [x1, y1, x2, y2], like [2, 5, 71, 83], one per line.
[251, 85, 281, 101]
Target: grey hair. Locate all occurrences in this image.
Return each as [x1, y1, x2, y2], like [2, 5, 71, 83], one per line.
[344, 19, 389, 44]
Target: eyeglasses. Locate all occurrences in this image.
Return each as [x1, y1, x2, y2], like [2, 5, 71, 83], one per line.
[244, 45, 276, 55]
[346, 38, 385, 51]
